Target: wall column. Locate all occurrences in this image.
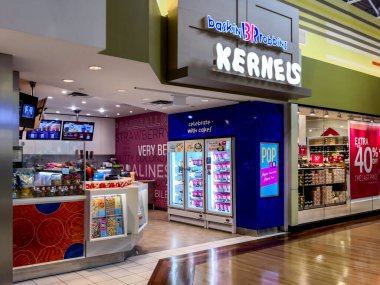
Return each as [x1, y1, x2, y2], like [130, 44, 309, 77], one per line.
[0, 53, 16, 285]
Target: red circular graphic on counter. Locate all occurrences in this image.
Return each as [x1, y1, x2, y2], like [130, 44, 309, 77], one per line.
[37, 246, 64, 263]
[36, 218, 64, 247]
[13, 218, 35, 249]
[65, 214, 84, 239]
[13, 250, 37, 267]
[63, 202, 84, 213]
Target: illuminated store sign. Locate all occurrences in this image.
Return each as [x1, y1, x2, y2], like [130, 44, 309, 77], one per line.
[207, 15, 288, 51]
[215, 43, 301, 85]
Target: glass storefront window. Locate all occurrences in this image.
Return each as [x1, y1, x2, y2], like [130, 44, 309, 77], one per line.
[297, 106, 380, 223]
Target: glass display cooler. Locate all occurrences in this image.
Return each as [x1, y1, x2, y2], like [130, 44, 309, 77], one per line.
[167, 138, 235, 232]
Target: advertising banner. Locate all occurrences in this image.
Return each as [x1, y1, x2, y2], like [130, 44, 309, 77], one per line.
[116, 112, 168, 208]
[349, 122, 380, 199]
[260, 143, 279, 197]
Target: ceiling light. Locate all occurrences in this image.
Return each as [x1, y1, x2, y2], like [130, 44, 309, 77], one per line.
[130, 110, 133, 114]
[188, 115, 193, 119]
[309, 128, 312, 132]
[55, 118, 59, 121]
[310, 109, 316, 116]
[48, 96, 53, 99]
[117, 89, 126, 93]
[63, 79, 74, 83]
[81, 101, 87, 104]
[115, 105, 121, 108]
[56, 111, 60, 114]
[371, 120, 374, 123]
[61, 90, 68, 94]
[143, 98, 150, 101]
[201, 99, 209, 102]
[340, 125, 344, 128]
[87, 113, 91, 116]
[99, 108, 105, 113]
[89, 66, 102, 71]
[324, 110, 329, 118]
[117, 113, 120, 116]
[70, 106, 77, 111]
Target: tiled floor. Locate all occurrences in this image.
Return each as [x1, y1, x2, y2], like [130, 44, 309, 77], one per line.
[15, 236, 277, 285]
[14, 211, 279, 285]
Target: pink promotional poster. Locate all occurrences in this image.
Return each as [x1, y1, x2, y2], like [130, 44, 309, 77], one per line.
[116, 112, 168, 208]
[349, 122, 380, 199]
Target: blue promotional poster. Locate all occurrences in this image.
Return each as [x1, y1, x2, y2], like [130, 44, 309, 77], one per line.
[260, 143, 279, 197]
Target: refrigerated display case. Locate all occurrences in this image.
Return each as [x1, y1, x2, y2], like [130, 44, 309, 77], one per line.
[168, 141, 185, 208]
[185, 140, 204, 211]
[205, 138, 235, 233]
[167, 138, 235, 233]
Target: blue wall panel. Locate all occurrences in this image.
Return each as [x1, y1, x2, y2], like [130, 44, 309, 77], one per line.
[168, 101, 284, 230]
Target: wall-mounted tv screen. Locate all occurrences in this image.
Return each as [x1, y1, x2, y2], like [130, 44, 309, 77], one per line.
[19, 92, 38, 129]
[62, 121, 95, 141]
[26, 120, 62, 140]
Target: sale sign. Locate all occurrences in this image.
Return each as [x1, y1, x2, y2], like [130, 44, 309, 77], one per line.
[349, 122, 380, 199]
[260, 142, 279, 197]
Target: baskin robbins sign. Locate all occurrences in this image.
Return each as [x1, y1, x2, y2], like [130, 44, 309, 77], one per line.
[206, 15, 301, 86]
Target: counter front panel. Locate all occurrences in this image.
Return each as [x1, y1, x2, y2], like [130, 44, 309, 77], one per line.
[13, 200, 85, 267]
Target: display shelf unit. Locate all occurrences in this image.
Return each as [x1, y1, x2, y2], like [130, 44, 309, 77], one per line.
[308, 136, 349, 161]
[298, 167, 347, 211]
[85, 182, 148, 257]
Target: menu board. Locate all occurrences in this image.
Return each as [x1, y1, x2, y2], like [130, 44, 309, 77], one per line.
[26, 120, 62, 140]
[90, 195, 124, 240]
[62, 121, 95, 141]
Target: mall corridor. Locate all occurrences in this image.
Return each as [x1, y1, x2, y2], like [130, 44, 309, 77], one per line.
[149, 216, 380, 285]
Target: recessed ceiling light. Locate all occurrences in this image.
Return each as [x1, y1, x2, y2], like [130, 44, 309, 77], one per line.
[324, 110, 329, 118]
[56, 111, 60, 114]
[70, 106, 77, 111]
[61, 90, 68, 94]
[48, 96, 53, 99]
[87, 113, 91, 116]
[63, 79, 74, 83]
[129, 110, 133, 114]
[99, 108, 105, 113]
[188, 115, 193, 119]
[115, 105, 121, 108]
[117, 89, 126, 93]
[117, 113, 120, 116]
[201, 99, 209, 102]
[55, 118, 59, 120]
[89, 66, 102, 71]
[143, 98, 150, 101]
[340, 125, 344, 128]
[310, 109, 316, 116]
[81, 101, 87, 104]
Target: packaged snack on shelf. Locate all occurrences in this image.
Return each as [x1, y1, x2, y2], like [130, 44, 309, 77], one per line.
[91, 219, 100, 239]
[107, 217, 116, 236]
[91, 198, 99, 218]
[16, 168, 35, 188]
[97, 197, 106, 217]
[116, 216, 124, 235]
[106, 196, 116, 216]
[115, 195, 122, 215]
[99, 218, 107, 238]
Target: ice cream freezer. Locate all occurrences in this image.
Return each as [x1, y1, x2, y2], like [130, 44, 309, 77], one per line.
[167, 138, 236, 233]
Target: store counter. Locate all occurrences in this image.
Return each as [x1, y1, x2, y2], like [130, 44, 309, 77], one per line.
[13, 182, 148, 282]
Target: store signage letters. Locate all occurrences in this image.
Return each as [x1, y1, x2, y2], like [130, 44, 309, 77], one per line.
[207, 15, 288, 51]
[215, 42, 301, 85]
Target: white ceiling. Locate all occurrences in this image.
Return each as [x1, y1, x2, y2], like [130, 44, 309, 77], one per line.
[0, 28, 254, 119]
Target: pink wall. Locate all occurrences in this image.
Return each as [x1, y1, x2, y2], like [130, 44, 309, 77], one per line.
[116, 112, 168, 209]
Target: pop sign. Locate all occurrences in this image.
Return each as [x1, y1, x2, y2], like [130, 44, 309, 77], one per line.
[349, 121, 380, 199]
[260, 142, 279, 197]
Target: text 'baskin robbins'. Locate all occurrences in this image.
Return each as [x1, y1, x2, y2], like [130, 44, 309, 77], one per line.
[206, 15, 288, 51]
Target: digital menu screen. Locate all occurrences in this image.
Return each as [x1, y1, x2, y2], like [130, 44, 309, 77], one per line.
[26, 120, 62, 140]
[62, 121, 95, 141]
